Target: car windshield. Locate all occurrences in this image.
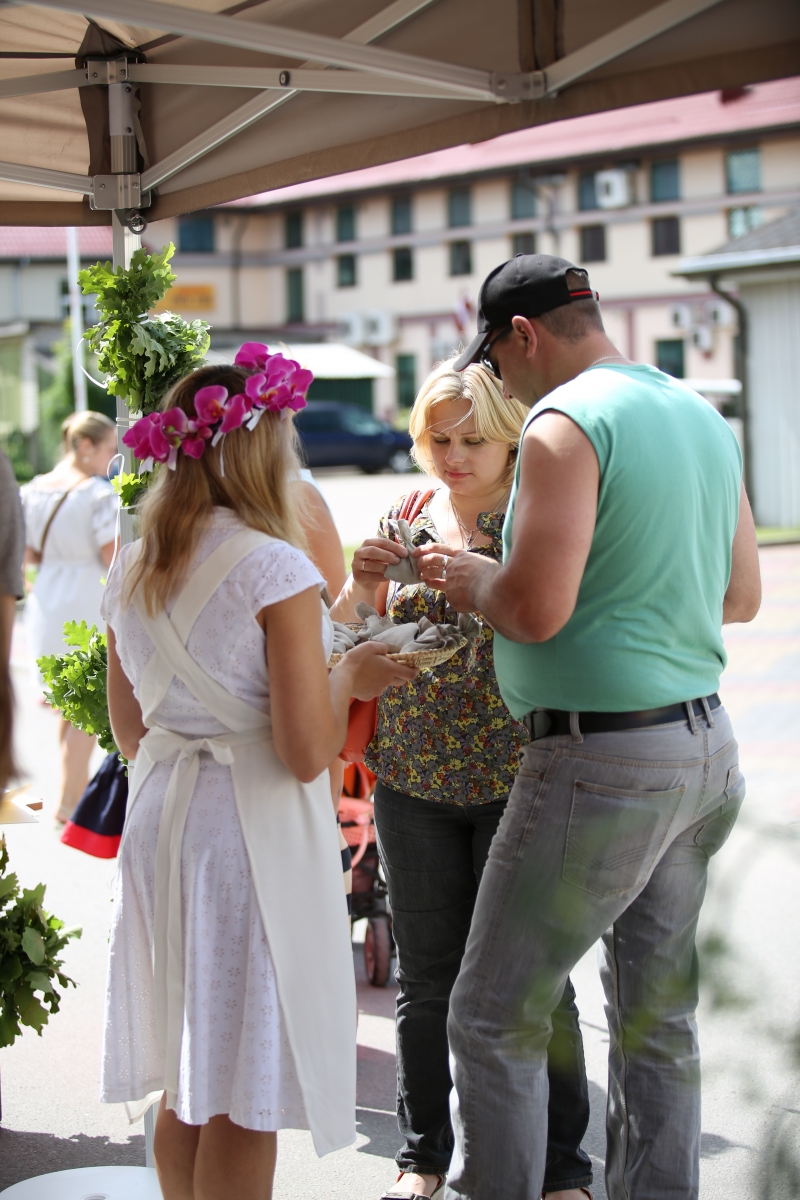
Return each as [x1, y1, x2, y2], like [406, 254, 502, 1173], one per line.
[340, 409, 385, 435]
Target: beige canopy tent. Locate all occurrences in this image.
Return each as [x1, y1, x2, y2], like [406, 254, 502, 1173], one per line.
[1, 0, 799, 260]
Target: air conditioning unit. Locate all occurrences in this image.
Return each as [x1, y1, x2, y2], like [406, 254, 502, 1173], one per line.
[692, 325, 714, 353]
[704, 299, 734, 327]
[338, 312, 364, 346]
[595, 169, 635, 209]
[362, 309, 397, 346]
[670, 304, 692, 330]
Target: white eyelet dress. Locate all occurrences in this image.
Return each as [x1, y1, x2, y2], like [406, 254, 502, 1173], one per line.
[100, 509, 356, 1154]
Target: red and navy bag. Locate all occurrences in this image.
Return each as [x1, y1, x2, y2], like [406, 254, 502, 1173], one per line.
[61, 752, 128, 858]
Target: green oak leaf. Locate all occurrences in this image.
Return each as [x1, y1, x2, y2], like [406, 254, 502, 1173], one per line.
[21, 927, 46, 966]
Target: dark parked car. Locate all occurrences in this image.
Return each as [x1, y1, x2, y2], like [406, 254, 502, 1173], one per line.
[294, 401, 413, 473]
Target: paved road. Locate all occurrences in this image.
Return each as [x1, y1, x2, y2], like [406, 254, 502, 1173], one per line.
[309, 467, 437, 549]
[1, 494, 798, 1196]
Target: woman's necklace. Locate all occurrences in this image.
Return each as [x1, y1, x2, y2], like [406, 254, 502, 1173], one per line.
[449, 488, 511, 549]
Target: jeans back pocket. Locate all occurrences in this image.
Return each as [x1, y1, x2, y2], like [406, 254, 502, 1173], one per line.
[563, 780, 686, 898]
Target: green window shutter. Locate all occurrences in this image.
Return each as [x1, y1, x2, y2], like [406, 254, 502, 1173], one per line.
[396, 354, 416, 408]
[286, 268, 304, 323]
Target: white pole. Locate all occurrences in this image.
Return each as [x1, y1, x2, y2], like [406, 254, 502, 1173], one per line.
[66, 226, 87, 412]
[112, 212, 142, 547]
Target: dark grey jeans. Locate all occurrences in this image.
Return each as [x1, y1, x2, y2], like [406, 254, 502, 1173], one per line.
[374, 782, 592, 1191]
[445, 706, 745, 1200]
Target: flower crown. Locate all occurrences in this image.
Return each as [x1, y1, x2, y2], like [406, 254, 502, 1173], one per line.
[122, 342, 313, 471]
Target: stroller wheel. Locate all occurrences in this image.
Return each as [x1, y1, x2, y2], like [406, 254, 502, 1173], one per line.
[364, 917, 392, 988]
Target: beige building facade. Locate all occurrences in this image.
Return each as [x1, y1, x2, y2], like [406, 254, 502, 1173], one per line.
[138, 78, 800, 418]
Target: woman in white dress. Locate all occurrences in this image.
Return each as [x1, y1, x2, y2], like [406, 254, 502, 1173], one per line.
[21, 411, 118, 822]
[102, 357, 416, 1200]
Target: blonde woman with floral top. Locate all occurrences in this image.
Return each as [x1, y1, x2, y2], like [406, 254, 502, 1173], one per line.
[332, 360, 593, 1200]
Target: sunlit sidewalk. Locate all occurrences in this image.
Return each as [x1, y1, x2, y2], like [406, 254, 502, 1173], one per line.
[1, 546, 798, 1197]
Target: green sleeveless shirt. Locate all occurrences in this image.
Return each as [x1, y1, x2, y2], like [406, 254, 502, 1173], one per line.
[493, 364, 742, 717]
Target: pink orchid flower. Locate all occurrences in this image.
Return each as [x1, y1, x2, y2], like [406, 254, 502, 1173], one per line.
[194, 385, 229, 426]
[219, 392, 249, 434]
[123, 413, 159, 461]
[234, 342, 270, 370]
[181, 434, 208, 458]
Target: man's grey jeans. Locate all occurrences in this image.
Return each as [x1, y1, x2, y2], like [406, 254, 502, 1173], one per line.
[445, 705, 744, 1200]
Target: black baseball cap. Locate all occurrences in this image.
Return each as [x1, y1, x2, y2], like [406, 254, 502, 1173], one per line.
[454, 254, 597, 371]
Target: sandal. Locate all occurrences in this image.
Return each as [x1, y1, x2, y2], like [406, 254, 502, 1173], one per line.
[381, 1173, 445, 1200]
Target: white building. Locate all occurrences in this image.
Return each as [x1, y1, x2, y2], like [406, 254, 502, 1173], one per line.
[140, 77, 800, 418]
[679, 208, 800, 528]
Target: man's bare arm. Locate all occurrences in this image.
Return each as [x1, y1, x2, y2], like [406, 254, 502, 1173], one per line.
[723, 483, 761, 624]
[447, 413, 599, 642]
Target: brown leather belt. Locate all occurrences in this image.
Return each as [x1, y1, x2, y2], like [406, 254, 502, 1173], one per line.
[522, 693, 721, 741]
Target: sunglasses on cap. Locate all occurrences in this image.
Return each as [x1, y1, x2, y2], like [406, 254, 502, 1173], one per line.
[477, 287, 599, 380]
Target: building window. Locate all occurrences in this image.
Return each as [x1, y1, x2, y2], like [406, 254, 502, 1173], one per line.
[286, 267, 304, 323]
[726, 148, 760, 195]
[396, 354, 416, 408]
[580, 225, 606, 263]
[448, 187, 472, 228]
[392, 195, 413, 235]
[578, 172, 598, 211]
[337, 254, 357, 287]
[449, 241, 472, 276]
[728, 206, 764, 239]
[650, 159, 679, 202]
[512, 232, 536, 257]
[510, 177, 537, 220]
[178, 215, 214, 253]
[285, 210, 303, 248]
[336, 204, 356, 242]
[656, 339, 685, 378]
[651, 216, 681, 256]
[393, 247, 413, 282]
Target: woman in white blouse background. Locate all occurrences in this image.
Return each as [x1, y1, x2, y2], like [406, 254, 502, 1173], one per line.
[21, 410, 118, 823]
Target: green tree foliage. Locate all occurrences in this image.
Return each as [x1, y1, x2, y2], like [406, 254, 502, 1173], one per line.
[37, 326, 114, 471]
[0, 835, 81, 1047]
[37, 622, 117, 755]
[80, 244, 210, 415]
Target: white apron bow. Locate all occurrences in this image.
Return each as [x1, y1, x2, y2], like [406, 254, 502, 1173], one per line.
[139, 724, 264, 1103]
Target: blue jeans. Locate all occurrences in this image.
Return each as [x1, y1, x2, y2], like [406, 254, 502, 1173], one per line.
[445, 706, 745, 1200]
[374, 783, 592, 1191]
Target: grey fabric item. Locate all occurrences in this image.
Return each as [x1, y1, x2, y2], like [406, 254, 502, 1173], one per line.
[330, 605, 478, 658]
[0, 449, 25, 599]
[383, 519, 421, 586]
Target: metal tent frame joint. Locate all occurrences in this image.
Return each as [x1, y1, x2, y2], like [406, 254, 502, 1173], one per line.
[89, 174, 150, 211]
[84, 56, 130, 84]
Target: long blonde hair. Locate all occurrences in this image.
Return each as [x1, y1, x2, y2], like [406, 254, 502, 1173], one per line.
[125, 365, 308, 614]
[409, 358, 527, 487]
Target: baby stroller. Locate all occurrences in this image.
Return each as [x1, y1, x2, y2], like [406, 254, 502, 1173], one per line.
[338, 763, 395, 987]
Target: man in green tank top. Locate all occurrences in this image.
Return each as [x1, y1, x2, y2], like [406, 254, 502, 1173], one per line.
[425, 255, 761, 1200]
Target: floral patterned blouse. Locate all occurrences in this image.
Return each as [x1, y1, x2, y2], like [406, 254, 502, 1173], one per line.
[364, 493, 527, 805]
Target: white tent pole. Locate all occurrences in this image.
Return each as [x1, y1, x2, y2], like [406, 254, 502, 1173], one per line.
[141, 0, 442, 192]
[0, 63, 471, 101]
[112, 212, 140, 547]
[25, 0, 494, 99]
[0, 161, 91, 194]
[65, 227, 87, 412]
[542, 0, 726, 95]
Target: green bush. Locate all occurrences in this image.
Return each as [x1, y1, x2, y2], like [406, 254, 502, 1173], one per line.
[37, 621, 117, 755]
[0, 835, 81, 1047]
[80, 243, 210, 415]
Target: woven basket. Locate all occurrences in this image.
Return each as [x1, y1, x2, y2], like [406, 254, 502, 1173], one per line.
[328, 627, 467, 670]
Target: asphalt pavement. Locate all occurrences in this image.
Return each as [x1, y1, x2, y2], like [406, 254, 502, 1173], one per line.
[1, 470, 798, 1198]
